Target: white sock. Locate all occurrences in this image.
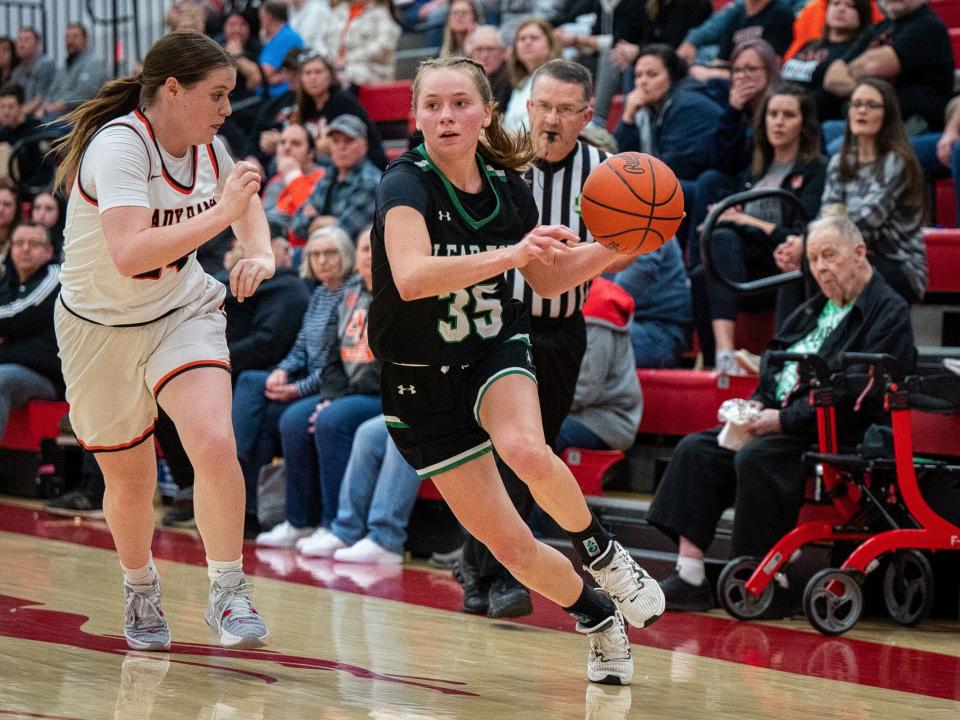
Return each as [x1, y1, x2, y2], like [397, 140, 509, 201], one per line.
[676, 555, 705, 586]
[715, 349, 736, 374]
[122, 556, 157, 588]
[207, 557, 243, 587]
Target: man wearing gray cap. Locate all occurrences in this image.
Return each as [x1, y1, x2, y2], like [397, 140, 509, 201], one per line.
[290, 114, 383, 242]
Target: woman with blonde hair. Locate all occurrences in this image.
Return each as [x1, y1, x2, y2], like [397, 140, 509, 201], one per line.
[502, 18, 562, 132]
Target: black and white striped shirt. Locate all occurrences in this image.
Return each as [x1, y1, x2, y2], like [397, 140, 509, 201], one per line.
[511, 140, 607, 319]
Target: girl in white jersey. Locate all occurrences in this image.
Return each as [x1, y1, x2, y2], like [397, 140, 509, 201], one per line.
[52, 31, 274, 650]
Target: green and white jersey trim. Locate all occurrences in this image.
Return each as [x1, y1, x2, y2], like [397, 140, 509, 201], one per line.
[384, 415, 410, 428]
[416, 440, 493, 479]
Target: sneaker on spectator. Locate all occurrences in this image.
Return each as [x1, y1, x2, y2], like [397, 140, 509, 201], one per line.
[587, 541, 665, 629]
[255, 520, 314, 548]
[205, 571, 269, 648]
[298, 528, 346, 557]
[735, 349, 762, 375]
[332, 537, 403, 564]
[123, 577, 171, 651]
[427, 547, 462, 570]
[580, 124, 618, 153]
[44, 486, 104, 519]
[658, 568, 714, 612]
[452, 549, 490, 615]
[578, 610, 633, 685]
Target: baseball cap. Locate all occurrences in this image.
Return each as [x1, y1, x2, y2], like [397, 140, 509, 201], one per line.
[327, 114, 367, 140]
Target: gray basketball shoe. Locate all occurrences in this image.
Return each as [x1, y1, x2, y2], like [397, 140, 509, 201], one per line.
[123, 578, 171, 651]
[204, 571, 269, 648]
[578, 610, 633, 685]
[588, 541, 666, 629]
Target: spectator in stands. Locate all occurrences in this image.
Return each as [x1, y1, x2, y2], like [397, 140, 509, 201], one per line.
[688, 0, 794, 82]
[497, 0, 562, 45]
[259, 1, 305, 98]
[287, 0, 332, 52]
[502, 18, 562, 132]
[0, 83, 49, 191]
[289, 114, 382, 242]
[253, 48, 304, 166]
[259, 228, 381, 547]
[911, 96, 960, 227]
[647, 214, 916, 611]
[698, 84, 827, 374]
[0, 221, 62, 440]
[29, 191, 64, 258]
[233, 225, 354, 536]
[10, 27, 54, 118]
[554, 277, 643, 455]
[317, 0, 402, 88]
[291, 51, 389, 170]
[298, 413, 421, 564]
[262, 123, 325, 236]
[165, 1, 208, 32]
[222, 234, 311, 378]
[0, 37, 17, 87]
[219, 10, 265, 158]
[818, 79, 927, 302]
[40, 23, 109, 122]
[0, 178, 18, 270]
[465, 25, 511, 111]
[823, 0, 954, 144]
[397, 0, 451, 47]
[613, 240, 693, 369]
[780, 0, 872, 122]
[613, 44, 724, 181]
[440, 0, 482, 57]
[782, 0, 883, 61]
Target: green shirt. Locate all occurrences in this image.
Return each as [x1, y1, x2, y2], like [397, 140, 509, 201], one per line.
[775, 300, 854, 402]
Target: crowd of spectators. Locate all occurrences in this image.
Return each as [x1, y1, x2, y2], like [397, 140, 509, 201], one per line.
[0, 0, 956, 587]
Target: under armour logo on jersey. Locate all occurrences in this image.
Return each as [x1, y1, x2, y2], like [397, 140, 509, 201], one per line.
[438, 210, 451, 221]
[397, 385, 417, 395]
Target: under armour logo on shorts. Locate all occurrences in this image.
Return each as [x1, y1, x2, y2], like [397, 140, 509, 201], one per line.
[397, 385, 417, 395]
[438, 210, 451, 221]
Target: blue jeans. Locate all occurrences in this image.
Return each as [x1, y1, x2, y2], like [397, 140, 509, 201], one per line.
[330, 415, 422, 554]
[233, 369, 317, 518]
[0, 364, 57, 437]
[555, 417, 608, 455]
[912, 132, 960, 226]
[280, 393, 382, 528]
[631, 320, 686, 368]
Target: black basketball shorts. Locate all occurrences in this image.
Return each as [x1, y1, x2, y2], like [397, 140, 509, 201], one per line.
[381, 334, 538, 479]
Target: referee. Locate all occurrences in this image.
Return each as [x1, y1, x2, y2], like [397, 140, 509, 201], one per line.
[455, 59, 631, 617]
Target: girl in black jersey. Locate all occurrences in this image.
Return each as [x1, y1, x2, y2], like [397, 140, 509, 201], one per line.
[369, 56, 665, 685]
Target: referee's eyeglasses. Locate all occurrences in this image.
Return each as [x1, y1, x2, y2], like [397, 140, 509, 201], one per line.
[530, 101, 588, 120]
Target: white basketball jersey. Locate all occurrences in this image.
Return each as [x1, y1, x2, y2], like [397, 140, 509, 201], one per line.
[59, 108, 231, 326]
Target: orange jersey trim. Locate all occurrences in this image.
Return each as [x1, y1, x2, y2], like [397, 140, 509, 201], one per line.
[152, 360, 232, 398]
[79, 420, 156, 453]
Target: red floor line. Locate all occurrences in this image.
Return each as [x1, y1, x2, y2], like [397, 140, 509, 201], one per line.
[1, 502, 958, 702]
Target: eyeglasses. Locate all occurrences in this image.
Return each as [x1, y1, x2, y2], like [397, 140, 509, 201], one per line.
[308, 248, 340, 259]
[471, 45, 504, 55]
[530, 101, 588, 119]
[11, 239, 49, 249]
[850, 100, 883, 111]
[731, 65, 764, 76]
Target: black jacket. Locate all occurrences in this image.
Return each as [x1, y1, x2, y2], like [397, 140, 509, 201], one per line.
[222, 267, 311, 376]
[0, 261, 63, 391]
[754, 271, 916, 443]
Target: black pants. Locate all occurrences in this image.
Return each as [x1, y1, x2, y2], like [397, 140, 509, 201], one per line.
[646, 426, 810, 559]
[461, 314, 587, 581]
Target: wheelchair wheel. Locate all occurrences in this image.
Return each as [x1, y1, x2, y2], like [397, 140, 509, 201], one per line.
[803, 568, 864, 635]
[883, 550, 935, 627]
[717, 556, 775, 620]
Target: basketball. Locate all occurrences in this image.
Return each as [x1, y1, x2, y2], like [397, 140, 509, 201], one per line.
[580, 152, 684, 255]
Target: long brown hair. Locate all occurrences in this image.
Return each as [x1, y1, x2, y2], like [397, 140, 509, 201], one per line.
[294, 52, 338, 124]
[53, 31, 235, 189]
[838, 78, 925, 214]
[413, 56, 535, 172]
[751, 83, 821, 176]
[507, 18, 561, 88]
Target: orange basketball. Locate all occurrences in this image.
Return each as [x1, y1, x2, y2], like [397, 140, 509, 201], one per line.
[580, 152, 684, 255]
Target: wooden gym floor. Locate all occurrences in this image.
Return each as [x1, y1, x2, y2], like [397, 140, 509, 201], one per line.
[0, 498, 958, 720]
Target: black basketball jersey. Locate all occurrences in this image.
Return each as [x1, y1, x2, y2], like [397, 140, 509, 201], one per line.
[370, 145, 540, 365]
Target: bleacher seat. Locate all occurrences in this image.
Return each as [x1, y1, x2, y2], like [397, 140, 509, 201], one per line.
[637, 369, 758, 437]
[418, 477, 443, 501]
[950, 28, 960, 68]
[936, 178, 957, 228]
[911, 409, 960, 456]
[734, 310, 776, 356]
[922, 228, 960, 293]
[357, 80, 413, 125]
[932, 0, 960, 29]
[0, 401, 69, 452]
[561, 448, 623, 496]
